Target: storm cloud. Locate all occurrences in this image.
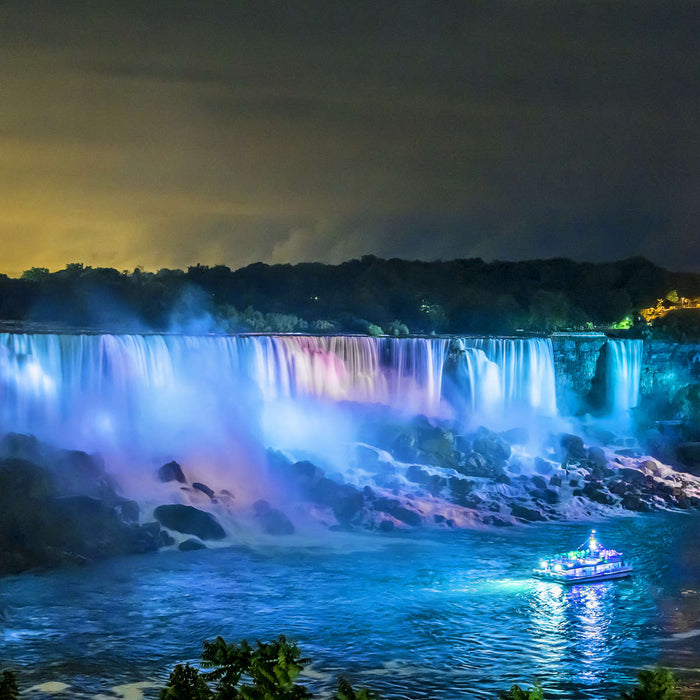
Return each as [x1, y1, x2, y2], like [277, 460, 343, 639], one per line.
[1, 0, 698, 275]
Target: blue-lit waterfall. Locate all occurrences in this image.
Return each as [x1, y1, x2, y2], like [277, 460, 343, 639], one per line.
[606, 339, 643, 414]
[0, 334, 560, 452]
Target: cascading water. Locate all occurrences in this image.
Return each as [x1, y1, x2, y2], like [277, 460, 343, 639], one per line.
[453, 337, 558, 419]
[606, 339, 643, 415]
[0, 334, 456, 457]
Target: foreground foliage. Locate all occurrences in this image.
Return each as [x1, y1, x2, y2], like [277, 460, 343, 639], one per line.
[0, 652, 681, 699]
[621, 668, 679, 700]
[0, 670, 19, 700]
[159, 635, 376, 700]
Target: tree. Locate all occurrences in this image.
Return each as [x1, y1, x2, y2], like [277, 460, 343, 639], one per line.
[499, 681, 544, 700]
[334, 677, 380, 700]
[200, 634, 311, 699]
[0, 670, 19, 700]
[621, 668, 678, 700]
[160, 664, 212, 700]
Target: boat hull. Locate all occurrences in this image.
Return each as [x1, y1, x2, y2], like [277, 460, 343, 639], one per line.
[533, 566, 633, 584]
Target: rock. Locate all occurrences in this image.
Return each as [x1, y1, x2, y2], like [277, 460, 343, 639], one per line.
[560, 434, 587, 460]
[578, 484, 615, 505]
[355, 444, 380, 468]
[549, 474, 562, 487]
[500, 427, 529, 445]
[153, 504, 226, 540]
[118, 500, 140, 522]
[373, 498, 422, 526]
[531, 475, 548, 490]
[495, 472, 511, 485]
[534, 458, 553, 475]
[677, 443, 700, 474]
[617, 467, 646, 485]
[473, 428, 511, 466]
[587, 446, 607, 468]
[158, 461, 186, 484]
[252, 500, 295, 535]
[405, 465, 446, 495]
[179, 538, 207, 551]
[192, 482, 215, 499]
[510, 505, 546, 522]
[449, 477, 474, 506]
[378, 520, 394, 533]
[482, 514, 513, 527]
[621, 494, 652, 512]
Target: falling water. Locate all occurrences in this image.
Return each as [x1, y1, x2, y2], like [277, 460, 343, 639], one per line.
[606, 339, 643, 414]
[455, 337, 558, 417]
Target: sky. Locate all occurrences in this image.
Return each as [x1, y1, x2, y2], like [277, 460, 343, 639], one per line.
[1, 0, 698, 276]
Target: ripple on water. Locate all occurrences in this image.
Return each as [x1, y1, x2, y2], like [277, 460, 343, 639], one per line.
[1, 513, 699, 699]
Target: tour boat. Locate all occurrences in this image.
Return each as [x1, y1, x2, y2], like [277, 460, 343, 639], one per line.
[533, 530, 633, 584]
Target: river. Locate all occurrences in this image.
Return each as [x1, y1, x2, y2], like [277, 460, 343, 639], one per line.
[1, 512, 698, 699]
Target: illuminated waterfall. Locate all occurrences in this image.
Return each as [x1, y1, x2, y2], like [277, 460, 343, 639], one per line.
[456, 338, 558, 417]
[606, 339, 643, 414]
[0, 333, 560, 456]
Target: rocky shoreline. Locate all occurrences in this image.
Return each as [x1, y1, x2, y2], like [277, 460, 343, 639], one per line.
[2, 414, 699, 576]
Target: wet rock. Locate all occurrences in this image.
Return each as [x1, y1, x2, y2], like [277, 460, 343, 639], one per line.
[356, 444, 380, 468]
[378, 520, 394, 533]
[618, 468, 646, 486]
[179, 538, 207, 551]
[621, 494, 652, 512]
[473, 428, 511, 466]
[253, 500, 295, 535]
[449, 477, 475, 506]
[117, 500, 140, 523]
[534, 458, 553, 475]
[500, 427, 529, 445]
[0, 432, 45, 463]
[483, 514, 513, 527]
[560, 434, 587, 460]
[373, 497, 422, 526]
[495, 472, 511, 485]
[153, 504, 226, 540]
[549, 474, 562, 487]
[677, 443, 700, 474]
[158, 461, 186, 484]
[531, 475, 548, 490]
[587, 446, 607, 468]
[510, 505, 546, 522]
[608, 480, 629, 496]
[192, 482, 215, 500]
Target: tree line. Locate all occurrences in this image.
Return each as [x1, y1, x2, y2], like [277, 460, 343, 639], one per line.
[1, 256, 698, 335]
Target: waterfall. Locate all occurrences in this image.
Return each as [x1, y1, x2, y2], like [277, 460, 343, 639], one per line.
[606, 339, 643, 414]
[0, 334, 454, 450]
[455, 338, 558, 417]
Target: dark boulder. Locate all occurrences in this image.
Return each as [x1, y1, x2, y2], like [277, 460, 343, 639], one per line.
[192, 482, 215, 500]
[378, 520, 394, 533]
[560, 434, 587, 460]
[549, 474, 562, 487]
[531, 475, 548, 490]
[500, 427, 529, 445]
[153, 504, 226, 540]
[677, 443, 700, 474]
[510, 505, 546, 522]
[179, 538, 206, 551]
[252, 500, 295, 535]
[473, 428, 511, 466]
[534, 458, 553, 475]
[587, 446, 607, 468]
[449, 477, 475, 506]
[621, 494, 652, 512]
[158, 461, 186, 484]
[373, 498, 422, 526]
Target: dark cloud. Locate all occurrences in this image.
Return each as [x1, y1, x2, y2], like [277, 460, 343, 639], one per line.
[0, 0, 697, 275]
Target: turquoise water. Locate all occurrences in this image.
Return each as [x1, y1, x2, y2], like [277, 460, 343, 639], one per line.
[1, 513, 698, 699]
